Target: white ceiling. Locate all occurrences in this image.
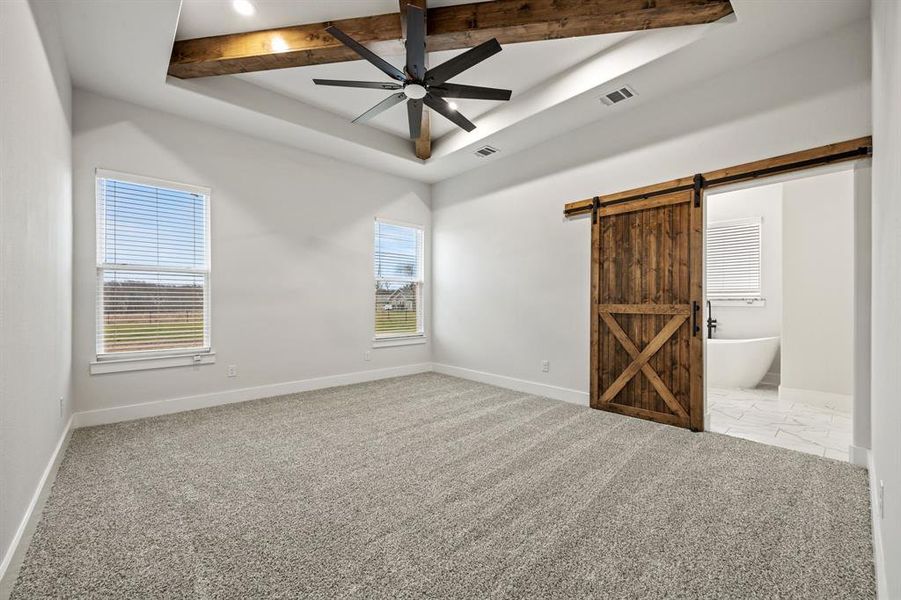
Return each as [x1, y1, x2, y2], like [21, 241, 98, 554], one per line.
[235, 34, 631, 140]
[175, 0, 491, 40]
[176, 0, 631, 140]
[54, 0, 870, 183]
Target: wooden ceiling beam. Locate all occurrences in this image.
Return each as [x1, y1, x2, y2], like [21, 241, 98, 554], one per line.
[168, 0, 734, 79]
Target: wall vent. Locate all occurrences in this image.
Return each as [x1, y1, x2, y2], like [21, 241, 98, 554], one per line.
[600, 85, 637, 106]
[474, 145, 499, 158]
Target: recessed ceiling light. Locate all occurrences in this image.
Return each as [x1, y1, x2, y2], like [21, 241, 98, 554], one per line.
[271, 36, 289, 53]
[448, 101, 458, 111]
[232, 0, 255, 16]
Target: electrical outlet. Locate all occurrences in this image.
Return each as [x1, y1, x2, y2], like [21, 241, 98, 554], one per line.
[541, 360, 550, 373]
[364, 351, 372, 362]
[58, 396, 64, 417]
[878, 480, 885, 519]
[227, 364, 238, 378]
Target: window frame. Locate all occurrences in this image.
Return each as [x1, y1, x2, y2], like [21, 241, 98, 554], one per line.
[706, 216, 764, 306]
[94, 168, 213, 365]
[373, 217, 425, 344]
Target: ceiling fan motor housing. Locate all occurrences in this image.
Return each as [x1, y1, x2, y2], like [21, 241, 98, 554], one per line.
[404, 83, 428, 99]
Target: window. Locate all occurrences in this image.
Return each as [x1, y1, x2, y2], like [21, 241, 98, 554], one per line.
[374, 219, 424, 341]
[706, 217, 762, 302]
[96, 170, 211, 361]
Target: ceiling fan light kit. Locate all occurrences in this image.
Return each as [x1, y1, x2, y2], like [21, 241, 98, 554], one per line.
[313, 5, 513, 143]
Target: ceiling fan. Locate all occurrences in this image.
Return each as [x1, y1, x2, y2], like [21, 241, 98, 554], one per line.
[313, 5, 512, 140]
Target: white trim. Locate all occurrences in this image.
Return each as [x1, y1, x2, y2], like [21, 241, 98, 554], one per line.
[73, 363, 432, 427]
[777, 385, 852, 413]
[866, 449, 889, 599]
[90, 351, 216, 374]
[709, 298, 766, 307]
[95, 170, 213, 361]
[95, 346, 212, 362]
[709, 216, 761, 228]
[373, 216, 424, 231]
[372, 336, 427, 348]
[373, 218, 425, 339]
[95, 168, 211, 197]
[849, 444, 869, 468]
[431, 363, 589, 406]
[0, 416, 73, 587]
[706, 216, 763, 302]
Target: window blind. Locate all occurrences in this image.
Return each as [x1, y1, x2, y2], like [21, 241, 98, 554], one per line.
[96, 173, 210, 357]
[706, 218, 762, 300]
[374, 220, 423, 338]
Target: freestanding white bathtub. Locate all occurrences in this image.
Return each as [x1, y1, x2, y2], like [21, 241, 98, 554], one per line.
[707, 336, 780, 389]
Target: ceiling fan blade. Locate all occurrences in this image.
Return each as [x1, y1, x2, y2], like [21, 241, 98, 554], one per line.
[424, 38, 502, 85]
[404, 5, 426, 81]
[353, 92, 407, 123]
[313, 79, 402, 90]
[407, 99, 423, 140]
[325, 26, 406, 82]
[424, 93, 475, 132]
[429, 83, 512, 101]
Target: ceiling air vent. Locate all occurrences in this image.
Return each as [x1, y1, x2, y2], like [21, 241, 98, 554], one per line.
[474, 145, 500, 158]
[600, 85, 637, 106]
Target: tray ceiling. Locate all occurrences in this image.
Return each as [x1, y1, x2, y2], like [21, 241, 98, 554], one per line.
[54, 0, 869, 182]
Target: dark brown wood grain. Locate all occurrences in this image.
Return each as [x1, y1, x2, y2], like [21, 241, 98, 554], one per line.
[593, 190, 695, 429]
[590, 205, 600, 406]
[688, 188, 704, 430]
[168, 0, 734, 79]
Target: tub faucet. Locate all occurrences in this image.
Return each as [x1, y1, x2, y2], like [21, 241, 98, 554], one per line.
[706, 300, 718, 339]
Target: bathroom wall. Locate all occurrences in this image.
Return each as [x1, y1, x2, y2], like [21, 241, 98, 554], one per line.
[781, 170, 854, 401]
[706, 183, 783, 379]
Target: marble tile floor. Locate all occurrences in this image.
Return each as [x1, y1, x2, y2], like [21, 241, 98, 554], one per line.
[707, 385, 852, 461]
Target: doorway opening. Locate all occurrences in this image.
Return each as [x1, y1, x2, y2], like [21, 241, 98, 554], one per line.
[704, 166, 859, 460]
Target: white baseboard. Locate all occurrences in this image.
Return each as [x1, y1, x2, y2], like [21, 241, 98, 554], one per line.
[431, 363, 589, 406]
[72, 362, 588, 428]
[778, 386, 852, 413]
[0, 415, 73, 592]
[866, 449, 889, 599]
[73, 363, 433, 428]
[849, 444, 869, 468]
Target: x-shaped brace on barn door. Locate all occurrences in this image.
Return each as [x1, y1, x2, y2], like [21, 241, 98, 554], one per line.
[598, 311, 690, 420]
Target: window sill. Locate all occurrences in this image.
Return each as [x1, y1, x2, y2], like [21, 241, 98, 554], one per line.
[90, 352, 216, 375]
[372, 336, 427, 348]
[709, 299, 766, 307]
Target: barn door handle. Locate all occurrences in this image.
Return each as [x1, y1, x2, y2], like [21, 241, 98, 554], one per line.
[692, 301, 700, 336]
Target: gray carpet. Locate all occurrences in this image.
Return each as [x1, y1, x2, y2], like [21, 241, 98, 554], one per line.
[11, 373, 874, 599]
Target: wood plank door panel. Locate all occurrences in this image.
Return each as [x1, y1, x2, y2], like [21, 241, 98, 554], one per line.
[591, 190, 703, 430]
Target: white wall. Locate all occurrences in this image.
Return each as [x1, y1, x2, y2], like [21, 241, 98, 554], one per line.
[780, 171, 854, 398]
[0, 0, 73, 577]
[870, 1, 901, 597]
[72, 91, 431, 416]
[706, 183, 783, 376]
[851, 162, 871, 460]
[432, 20, 870, 401]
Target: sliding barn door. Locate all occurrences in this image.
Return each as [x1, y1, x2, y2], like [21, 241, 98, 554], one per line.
[591, 189, 703, 430]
